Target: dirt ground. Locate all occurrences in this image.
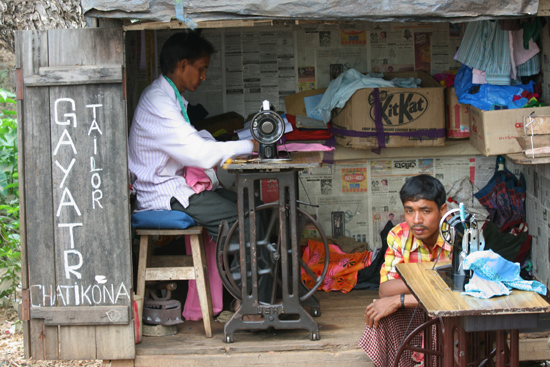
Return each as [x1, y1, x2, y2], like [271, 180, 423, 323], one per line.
[0, 306, 105, 367]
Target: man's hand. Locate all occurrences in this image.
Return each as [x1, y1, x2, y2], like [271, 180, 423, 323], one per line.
[251, 139, 259, 153]
[364, 295, 401, 328]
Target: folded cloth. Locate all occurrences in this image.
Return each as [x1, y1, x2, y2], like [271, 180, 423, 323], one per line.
[184, 167, 218, 194]
[278, 143, 334, 152]
[462, 249, 547, 299]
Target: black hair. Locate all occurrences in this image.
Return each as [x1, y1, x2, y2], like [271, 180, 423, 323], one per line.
[399, 174, 446, 208]
[159, 30, 216, 75]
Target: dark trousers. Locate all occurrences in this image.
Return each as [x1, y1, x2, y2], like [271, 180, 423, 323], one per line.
[171, 188, 239, 241]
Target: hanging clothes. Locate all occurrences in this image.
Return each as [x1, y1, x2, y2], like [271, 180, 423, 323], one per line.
[474, 156, 526, 227]
[455, 21, 540, 86]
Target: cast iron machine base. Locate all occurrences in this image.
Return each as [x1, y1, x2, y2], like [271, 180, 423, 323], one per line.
[216, 168, 329, 343]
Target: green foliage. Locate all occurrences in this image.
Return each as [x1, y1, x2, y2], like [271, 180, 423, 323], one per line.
[0, 88, 20, 304]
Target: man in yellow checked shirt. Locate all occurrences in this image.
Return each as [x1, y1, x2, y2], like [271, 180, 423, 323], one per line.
[359, 174, 451, 367]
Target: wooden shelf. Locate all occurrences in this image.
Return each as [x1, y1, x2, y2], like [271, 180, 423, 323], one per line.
[506, 152, 550, 165]
[333, 139, 481, 161]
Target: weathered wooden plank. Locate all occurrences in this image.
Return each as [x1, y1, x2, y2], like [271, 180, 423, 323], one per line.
[133, 349, 372, 367]
[96, 323, 135, 360]
[59, 326, 97, 360]
[21, 29, 59, 361]
[150, 255, 194, 268]
[109, 360, 135, 367]
[24, 65, 123, 86]
[15, 32, 30, 358]
[518, 338, 550, 361]
[49, 83, 131, 309]
[31, 305, 130, 325]
[48, 28, 124, 66]
[19, 27, 134, 361]
[122, 19, 274, 32]
[145, 267, 196, 281]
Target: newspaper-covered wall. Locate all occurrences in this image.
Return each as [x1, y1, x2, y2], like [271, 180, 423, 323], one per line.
[82, 0, 539, 23]
[298, 156, 524, 251]
[125, 23, 465, 119]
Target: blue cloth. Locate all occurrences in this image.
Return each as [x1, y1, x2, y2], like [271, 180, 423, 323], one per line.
[462, 249, 547, 299]
[311, 69, 400, 123]
[131, 210, 196, 229]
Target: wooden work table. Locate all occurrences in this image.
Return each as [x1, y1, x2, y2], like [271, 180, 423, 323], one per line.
[396, 261, 550, 367]
[222, 151, 323, 171]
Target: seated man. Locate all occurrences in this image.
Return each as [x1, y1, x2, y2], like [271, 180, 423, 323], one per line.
[129, 31, 257, 319]
[359, 174, 451, 367]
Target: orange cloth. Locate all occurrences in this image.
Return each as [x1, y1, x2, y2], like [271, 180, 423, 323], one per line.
[301, 239, 372, 293]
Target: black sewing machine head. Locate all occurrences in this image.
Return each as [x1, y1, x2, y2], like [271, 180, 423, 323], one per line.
[250, 100, 286, 160]
[437, 205, 484, 291]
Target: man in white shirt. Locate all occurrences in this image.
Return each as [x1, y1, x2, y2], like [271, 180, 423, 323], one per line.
[128, 31, 254, 240]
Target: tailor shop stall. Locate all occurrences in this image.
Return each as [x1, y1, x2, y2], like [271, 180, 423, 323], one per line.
[15, 0, 550, 365]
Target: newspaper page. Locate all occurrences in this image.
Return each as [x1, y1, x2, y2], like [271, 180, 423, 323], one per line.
[299, 162, 370, 245]
[369, 156, 476, 249]
[370, 23, 415, 73]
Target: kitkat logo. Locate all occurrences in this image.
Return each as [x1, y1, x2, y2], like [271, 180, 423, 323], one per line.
[368, 91, 429, 125]
[343, 173, 365, 182]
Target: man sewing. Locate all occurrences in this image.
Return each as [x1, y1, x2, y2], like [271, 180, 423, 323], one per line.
[359, 174, 451, 367]
[129, 30, 255, 240]
[128, 31, 256, 320]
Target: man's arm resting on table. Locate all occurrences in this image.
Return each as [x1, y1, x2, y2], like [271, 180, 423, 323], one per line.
[379, 278, 411, 297]
[365, 279, 418, 328]
[380, 279, 418, 309]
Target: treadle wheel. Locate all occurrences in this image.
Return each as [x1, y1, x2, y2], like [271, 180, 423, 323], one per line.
[216, 203, 329, 303]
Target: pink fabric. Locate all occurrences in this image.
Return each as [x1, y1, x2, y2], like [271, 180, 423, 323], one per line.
[510, 29, 540, 80]
[472, 68, 487, 84]
[278, 143, 334, 152]
[184, 167, 212, 194]
[182, 231, 223, 320]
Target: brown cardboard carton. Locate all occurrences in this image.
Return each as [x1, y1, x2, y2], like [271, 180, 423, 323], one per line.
[193, 112, 244, 137]
[284, 88, 327, 117]
[445, 87, 470, 139]
[331, 71, 445, 149]
[469, 105, 550, 156]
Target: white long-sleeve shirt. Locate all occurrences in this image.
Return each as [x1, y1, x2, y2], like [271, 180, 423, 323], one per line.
[128, 76, 253, 211]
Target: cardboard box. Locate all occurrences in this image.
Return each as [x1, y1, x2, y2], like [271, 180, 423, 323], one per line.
[331, 71, 445, 149]
[284, 88, 327, 117]
[469, 105, 550, 156]
[193, 112, 244, 137]
[445, 87, 469, 139]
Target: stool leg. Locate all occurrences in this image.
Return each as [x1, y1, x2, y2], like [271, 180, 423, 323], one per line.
[190, 231, 213, 338]
[136, 235, 151, 301]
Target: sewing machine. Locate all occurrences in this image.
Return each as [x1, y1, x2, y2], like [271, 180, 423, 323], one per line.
[437, 203, 485, 291]
[250, 100, 289, 160]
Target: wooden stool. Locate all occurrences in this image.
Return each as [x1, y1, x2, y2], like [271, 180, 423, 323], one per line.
[135, 226, 213, 337]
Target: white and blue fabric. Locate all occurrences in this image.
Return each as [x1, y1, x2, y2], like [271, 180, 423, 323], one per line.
[311, 69, 420, 123]
[462, 249, 547, 299]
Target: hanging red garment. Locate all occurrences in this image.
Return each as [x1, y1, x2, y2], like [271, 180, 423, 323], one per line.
[301, 239, 372, 293]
